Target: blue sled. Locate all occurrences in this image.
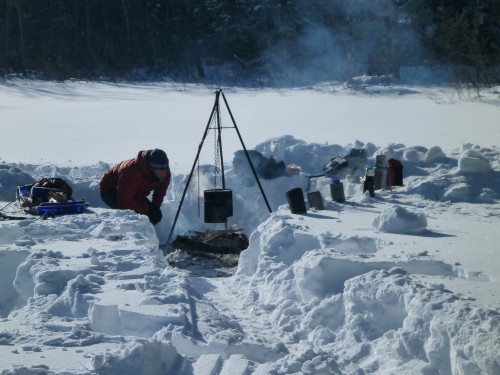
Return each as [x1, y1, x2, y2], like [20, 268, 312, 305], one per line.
[36, 201, 89, 216]
[16, 184, 89, 216]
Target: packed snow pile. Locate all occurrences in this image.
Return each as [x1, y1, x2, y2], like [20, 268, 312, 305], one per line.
[1, 135, 499, 375]
[371, 205, 427, 234]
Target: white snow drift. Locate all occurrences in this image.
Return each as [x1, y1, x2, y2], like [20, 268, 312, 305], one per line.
[0, 81, 499, 375]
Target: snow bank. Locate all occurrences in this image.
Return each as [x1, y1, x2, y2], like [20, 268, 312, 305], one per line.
[0, 249, 30, 317]
[457, 148, 494, 174]
[0, 165, 35, 201]
[232, 206, 499, 374]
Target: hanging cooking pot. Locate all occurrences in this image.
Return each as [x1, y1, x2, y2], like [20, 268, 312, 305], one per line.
[204, 189, 233, 223]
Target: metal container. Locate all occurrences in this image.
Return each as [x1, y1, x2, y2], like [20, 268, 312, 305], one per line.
[286, 188, 307, 214]
[363, 169, 375, 197]
[307, 191, 325, 210]
[374, 167, 387, 190]
[204, 189, 233, 223]
[375, 154, 387, 168]
[330, 180, 346, 203]
[387, 159, 404, 186]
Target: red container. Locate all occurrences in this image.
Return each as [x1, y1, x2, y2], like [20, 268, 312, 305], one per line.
[387, 159, 403, 186]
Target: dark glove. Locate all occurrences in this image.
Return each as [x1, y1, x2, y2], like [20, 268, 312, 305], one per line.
[147, 203, 162, 225]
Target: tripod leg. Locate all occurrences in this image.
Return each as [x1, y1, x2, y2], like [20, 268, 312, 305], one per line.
[166, 91, 220, 246]
[220, 91, 272, 214]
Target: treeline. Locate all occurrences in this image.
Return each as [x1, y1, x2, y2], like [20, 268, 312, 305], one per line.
[1, 0, 499, 85]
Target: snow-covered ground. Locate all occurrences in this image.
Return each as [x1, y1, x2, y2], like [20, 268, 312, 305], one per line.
[0, 79, 499, 374]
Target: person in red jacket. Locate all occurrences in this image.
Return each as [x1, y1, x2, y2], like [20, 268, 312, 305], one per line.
[99, 149, 171, 225]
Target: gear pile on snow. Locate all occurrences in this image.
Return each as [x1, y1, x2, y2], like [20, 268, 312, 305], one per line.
[323, 148, 367, 179]
[232, 150, 286, 186]
[17, 178, 88, 217]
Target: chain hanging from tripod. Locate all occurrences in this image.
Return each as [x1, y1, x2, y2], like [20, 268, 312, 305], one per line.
[196, 93, 221, 219]
[197, 156, 201, 218]
[212, 97, 221, 189]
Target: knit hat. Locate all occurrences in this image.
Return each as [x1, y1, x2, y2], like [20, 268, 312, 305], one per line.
[149, 149, 169, 170]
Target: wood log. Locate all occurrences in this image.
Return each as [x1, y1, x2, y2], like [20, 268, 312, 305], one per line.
[172, 231, 249, 255]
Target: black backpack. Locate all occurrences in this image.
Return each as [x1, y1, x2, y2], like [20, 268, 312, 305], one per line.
[30, 178, 74, 204]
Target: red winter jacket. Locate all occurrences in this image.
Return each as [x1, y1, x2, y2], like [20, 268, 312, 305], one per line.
[99, 150, 171, 214]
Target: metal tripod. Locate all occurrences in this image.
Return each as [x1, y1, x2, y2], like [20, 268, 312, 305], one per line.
[166, 89, 272, 246]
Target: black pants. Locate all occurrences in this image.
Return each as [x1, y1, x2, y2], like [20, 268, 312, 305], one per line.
[100, 190, 121, 209]
[100, 190, 160, 224]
